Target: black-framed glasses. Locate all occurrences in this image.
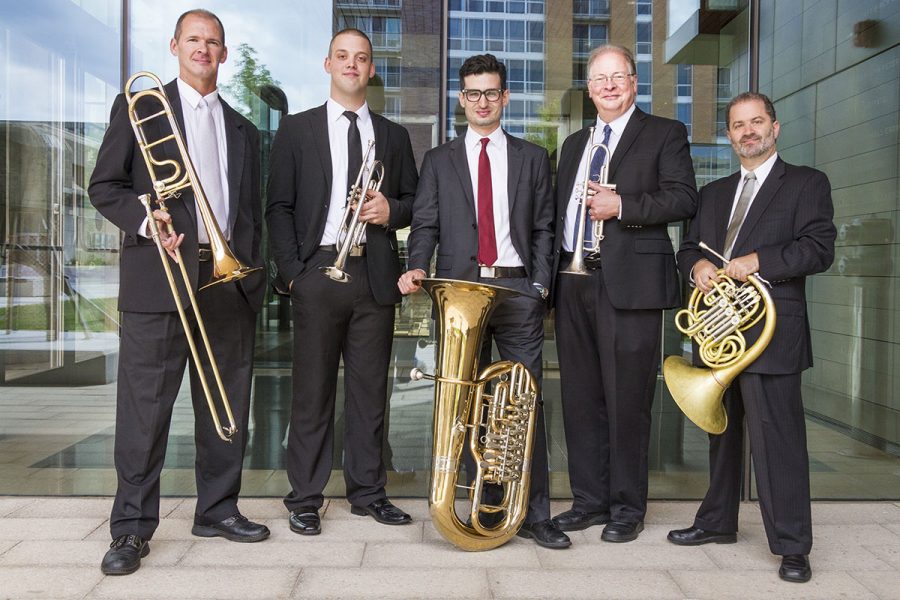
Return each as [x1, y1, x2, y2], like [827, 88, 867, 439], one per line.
[461, 88, 504, 102]
[588, 72, 634, 86]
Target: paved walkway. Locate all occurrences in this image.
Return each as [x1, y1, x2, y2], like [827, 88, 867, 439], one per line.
[0, 498, 898, 599]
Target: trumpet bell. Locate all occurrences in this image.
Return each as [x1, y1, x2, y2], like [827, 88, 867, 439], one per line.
[663, 355, 728, 435]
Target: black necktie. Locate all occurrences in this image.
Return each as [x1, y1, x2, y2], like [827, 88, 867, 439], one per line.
[344, 110, 362, 192]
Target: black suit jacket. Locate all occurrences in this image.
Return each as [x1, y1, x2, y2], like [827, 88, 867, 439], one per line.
[88, 80, 264, 313]
[265, 104, 417, 306]
[677, 157, 836, 374]
[407, 131, 554, 290]
[552, 108, 698, 309]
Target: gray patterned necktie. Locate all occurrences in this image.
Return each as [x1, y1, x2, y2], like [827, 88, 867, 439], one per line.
[723, 171, 756, 259]
[195, 97, 227, 243]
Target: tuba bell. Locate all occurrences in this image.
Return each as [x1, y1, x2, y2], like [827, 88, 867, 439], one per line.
[663, 242, 776, 434]
[410, 278, 538, 551]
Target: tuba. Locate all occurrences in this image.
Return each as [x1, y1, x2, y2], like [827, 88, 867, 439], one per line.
[410, 279, 538, 551]
[561, 126, 615, 276]
[125, 71, 260, 441]
[663, 242, 776, 434]
[321, 140, 384, 283]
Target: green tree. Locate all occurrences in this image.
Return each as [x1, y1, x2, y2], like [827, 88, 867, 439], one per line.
[524, 98, 560, 159]
[220, 43, 280, 121]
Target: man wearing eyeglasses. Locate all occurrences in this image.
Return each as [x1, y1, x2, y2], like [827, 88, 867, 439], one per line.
[398, 54, 566, 548]
[550, 44, 698, 542]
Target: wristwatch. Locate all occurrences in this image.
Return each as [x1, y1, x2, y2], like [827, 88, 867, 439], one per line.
[532, 282, 549, 300]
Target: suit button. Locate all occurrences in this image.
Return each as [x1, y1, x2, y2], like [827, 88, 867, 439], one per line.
[470, 256, 476, 262]
[471, 223, 476, 229]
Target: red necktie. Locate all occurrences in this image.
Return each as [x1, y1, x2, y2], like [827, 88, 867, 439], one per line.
[477, 137, 498, 266]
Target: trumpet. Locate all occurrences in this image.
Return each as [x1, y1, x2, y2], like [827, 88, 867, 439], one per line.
[561, 126, 615, 276]
[126, 71, 259, 442]
[321, 140, 384, 283]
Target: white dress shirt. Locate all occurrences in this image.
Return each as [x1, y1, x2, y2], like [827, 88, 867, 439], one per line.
[322, 98, 376, 245]
[138, 78, 230, 240]
[465, 126, 523, 268]
[728, 151, 778, 223]
[561, 103, 635, 251]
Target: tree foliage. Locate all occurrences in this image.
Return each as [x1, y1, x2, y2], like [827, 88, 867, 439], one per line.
[220, 43, 280, 120]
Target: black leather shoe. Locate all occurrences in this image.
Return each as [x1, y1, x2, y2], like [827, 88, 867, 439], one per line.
[779, 554, 812, 583]
[350, 498, 412, 525]
[667, 526, 737, 546]
[289, 508, 322, 535]
[191, 514, 270, 543]
[100, 534, 149, 576]
[516, 519, 572, 549]
[601, 521, 644, 543]
[552, 508, 610, 532]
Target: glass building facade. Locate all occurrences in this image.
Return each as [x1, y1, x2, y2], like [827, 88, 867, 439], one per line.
[0, 0, 897, 500]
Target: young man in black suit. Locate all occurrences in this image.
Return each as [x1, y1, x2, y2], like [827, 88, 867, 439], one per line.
[89, 9, 269, 576]
[667, 92, 835, 584]
[399, 54, 567, 549]
[266, 28, 418, 535]
[551, 44, 698, 543]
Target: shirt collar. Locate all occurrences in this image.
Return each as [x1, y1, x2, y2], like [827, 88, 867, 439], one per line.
[741, 151, 779, 183]
[176, 78, 220, 110]
[595, 103, 636, 139]
[465, 125, 506, 151]
[327, 97, 371, 127]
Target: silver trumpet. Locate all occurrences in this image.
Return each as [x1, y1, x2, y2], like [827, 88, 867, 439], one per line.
[321, 140, 384, 283]
[561, 126, 616, 276]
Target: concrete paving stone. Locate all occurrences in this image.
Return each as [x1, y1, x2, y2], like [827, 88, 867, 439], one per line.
[362, 541, 540, 568]
[669, 570, 879, 599]
[10, 497, 115, 518]
[488, 567, 684, 599]
[0, 497, 34, 516]
[0, 566, 104, 599]
[883, 522, 900, 537]
[702, 540, 893, 571]
[0, 540, 191, 567]
[0, 517, 105, 541]
[293, 567, 490, 599]
[89, 567, 300, 599]
[810, 523, 900, 546]
[0, 540, 16, 556]
[863, 544, 900, 570]
[534, 541, 717, 570]
[811, 502, 900, 524]
[642, 501, 702, 523]
[165, 495, 287, 520]
[850, 570, 900, 600]
[180, 541, 364, 568]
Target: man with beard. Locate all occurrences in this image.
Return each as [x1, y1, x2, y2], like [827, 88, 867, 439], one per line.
[666, 92, 835, 584]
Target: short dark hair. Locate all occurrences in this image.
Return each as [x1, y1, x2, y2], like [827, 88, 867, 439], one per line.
[726, 92, 777, 127]
[329, 28, 373, 58]
[586, 44, 636, 77]
[174, 9, 225, 45]
[459, 54, 507, 90]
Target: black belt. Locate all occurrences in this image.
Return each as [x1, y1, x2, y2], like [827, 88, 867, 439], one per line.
[560, 251, 601, 270]
[478, 265, 527, 279]
[319, 244, 366, 257]
[198, 243, 212, 262]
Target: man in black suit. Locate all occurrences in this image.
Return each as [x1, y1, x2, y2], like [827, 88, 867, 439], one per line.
[266, 28, 417, 535]
[89, 9, 269, 576]
[550, 44, 698, 543]
[667, 92, 835, 584]
[399, 54, 568, 549]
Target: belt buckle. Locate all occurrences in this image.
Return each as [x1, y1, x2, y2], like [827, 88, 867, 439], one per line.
[479, 266, 496, 278]
[198, 248, 212, 262]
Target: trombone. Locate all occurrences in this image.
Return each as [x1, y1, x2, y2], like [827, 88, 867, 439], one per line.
[320, 140, 385, 283]
[125, 71, 259, 442]
[561, 126, 616, 276]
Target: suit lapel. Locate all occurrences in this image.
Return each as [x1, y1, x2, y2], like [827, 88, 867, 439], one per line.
[505, 132, 523, 216]
[311, 104, 333, 196]
[372, 112, 388, 166]
[557, 127, 590, 216]
[732, 158, 785, 255]
[714, 172, 742, 257]
[220, 98, 244, 234]
[449, 136, 476, 217]
[609, 108, 646, 179]
[163, 80, 198, 231]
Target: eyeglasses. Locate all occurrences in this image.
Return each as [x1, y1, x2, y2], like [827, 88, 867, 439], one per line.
[461, 88, 504, 102]
[588, 72, 634, 87]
